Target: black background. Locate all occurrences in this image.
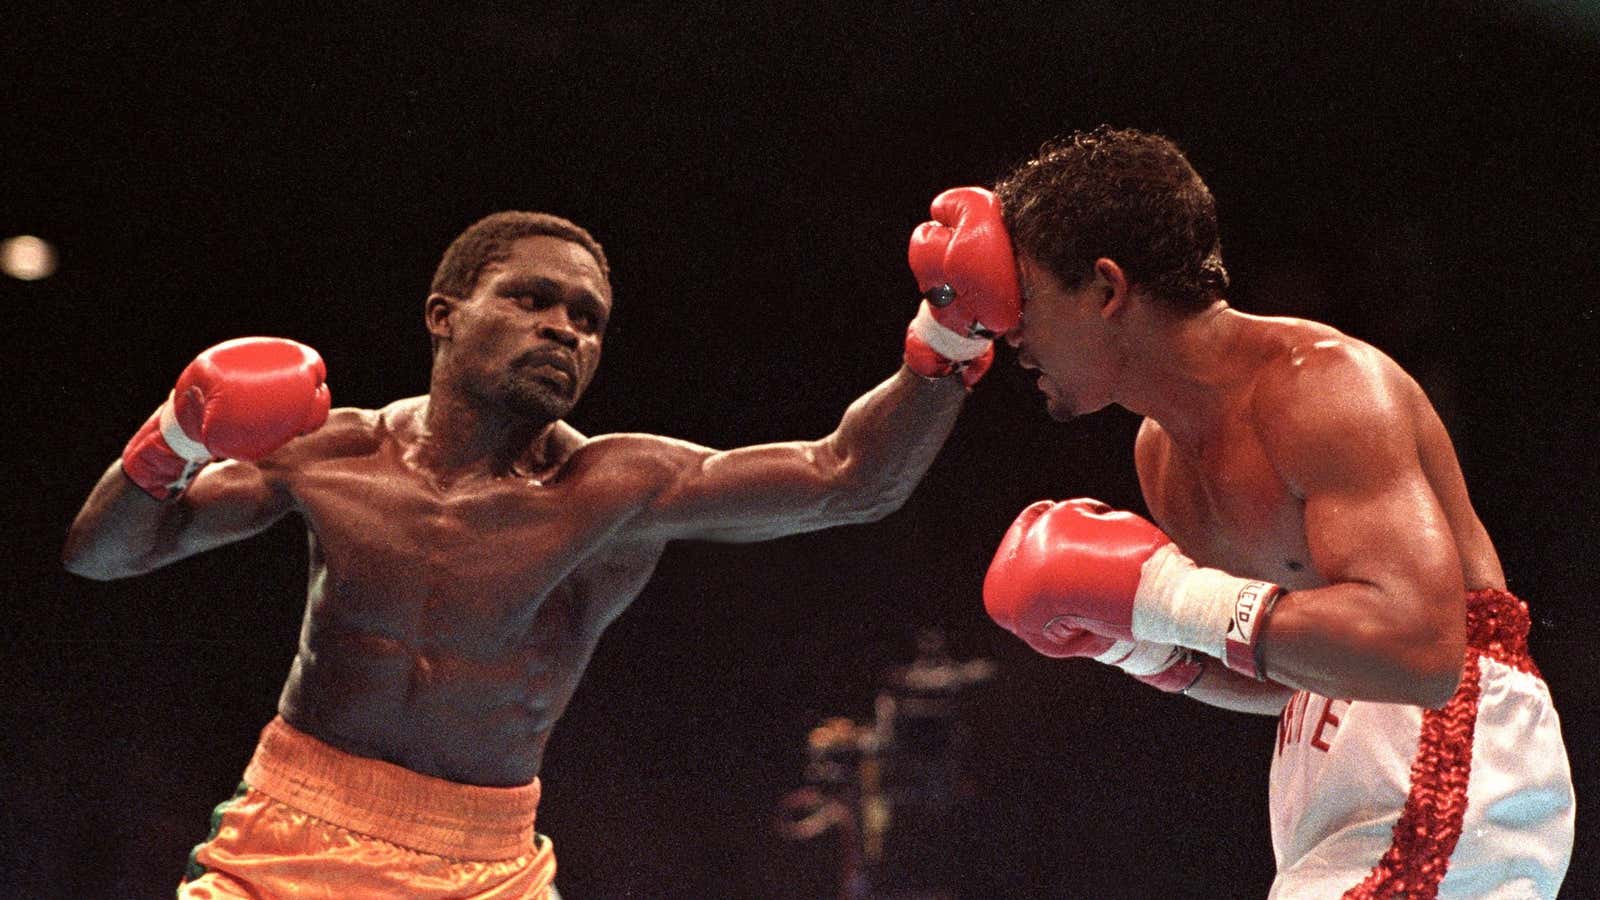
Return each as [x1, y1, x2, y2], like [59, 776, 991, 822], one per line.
[5, 3, 1596, 897]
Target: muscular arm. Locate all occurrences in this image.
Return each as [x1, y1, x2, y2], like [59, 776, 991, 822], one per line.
[629, 367, 966, 542]
[63, 337, 329, 580]
[1251, 344, 1466, 708]
[63, 437, 294, 580]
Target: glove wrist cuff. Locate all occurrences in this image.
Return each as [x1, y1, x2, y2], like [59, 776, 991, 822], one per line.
[121, 397, 212, 501]
[908, 301, 991, 362]
[158, 391, 213, 463]
[1131, 544, 1283, 681]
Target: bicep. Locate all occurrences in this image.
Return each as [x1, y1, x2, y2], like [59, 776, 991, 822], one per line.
[1299, 458, 1460, 599]
[1261, 357, 1464, 627]
[637, 437, 864, 542]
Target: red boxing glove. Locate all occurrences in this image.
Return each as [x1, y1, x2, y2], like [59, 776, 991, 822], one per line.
[903, 334, 994, 389]
[984, 498, 1284, 681]
[121, 337, 331, 500]
[984, 499, 1168, 642]
[904, 186, 1022, 386]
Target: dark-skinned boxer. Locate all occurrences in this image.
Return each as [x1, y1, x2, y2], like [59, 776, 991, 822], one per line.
[64, 196, 1018, 899]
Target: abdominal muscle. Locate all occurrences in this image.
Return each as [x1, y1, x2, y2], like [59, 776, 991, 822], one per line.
[276, 549, 658, 787]
[278, 629, 585, 786]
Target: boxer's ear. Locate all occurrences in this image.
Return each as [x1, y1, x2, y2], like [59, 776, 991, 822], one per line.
[425, 293, 456, 341]
[1093, 257, 1130, 320]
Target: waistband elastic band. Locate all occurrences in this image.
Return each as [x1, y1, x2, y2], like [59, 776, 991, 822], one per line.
[243, 716, 541, 860]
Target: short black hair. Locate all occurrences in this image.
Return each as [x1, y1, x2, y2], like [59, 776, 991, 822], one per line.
[431, 210, 610, 298]
[995, 126, 1228, 310]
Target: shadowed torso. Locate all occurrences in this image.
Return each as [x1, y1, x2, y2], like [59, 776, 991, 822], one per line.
[272, 398, 670, 786]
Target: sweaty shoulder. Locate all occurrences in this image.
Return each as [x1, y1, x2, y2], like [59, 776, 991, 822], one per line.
[1245, 319, 1426, 496]
[257, 400, 400, 470]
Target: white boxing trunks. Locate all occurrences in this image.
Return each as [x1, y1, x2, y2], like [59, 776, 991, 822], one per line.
[1268, 589, 1573, 899]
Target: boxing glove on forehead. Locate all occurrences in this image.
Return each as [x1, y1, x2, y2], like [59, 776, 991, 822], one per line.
[910, 187, 1022, 336]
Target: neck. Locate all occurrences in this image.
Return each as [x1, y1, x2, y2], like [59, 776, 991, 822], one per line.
[414, 383, 561, 480]
[1115, 302, 1255, 451]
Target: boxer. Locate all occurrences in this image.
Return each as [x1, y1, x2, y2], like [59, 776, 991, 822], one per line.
[63, 199, 1020, 898]
[981, 127, 1573, 897]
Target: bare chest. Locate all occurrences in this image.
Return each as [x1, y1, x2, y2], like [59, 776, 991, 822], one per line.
[1140, 430, 1318, 588]
[285, 453, 663, 643]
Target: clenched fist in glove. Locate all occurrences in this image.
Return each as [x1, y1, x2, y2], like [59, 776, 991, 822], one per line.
[1025, 623, 1208, 694]
[904, 186, 1022, 387]
[121, 337, 331, 500]
[984, 498, 1284, 681]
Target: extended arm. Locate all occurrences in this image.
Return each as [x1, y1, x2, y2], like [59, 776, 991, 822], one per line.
[629, 367, 967, 542]
[62, 337, 329, 579]
[632, 187, 1021, 543]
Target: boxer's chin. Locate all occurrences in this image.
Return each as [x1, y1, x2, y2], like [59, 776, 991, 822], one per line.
[1044, 392, 1080, 423]
[1046, 402, 1077, 422]
[1033, 373, 1077, 422]
[505, 378, 577, 422]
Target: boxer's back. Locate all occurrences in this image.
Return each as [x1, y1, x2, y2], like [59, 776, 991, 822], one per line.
[267, 398, 673, 786]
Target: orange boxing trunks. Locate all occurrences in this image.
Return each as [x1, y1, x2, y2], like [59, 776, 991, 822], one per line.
[178, 716, 556, 900]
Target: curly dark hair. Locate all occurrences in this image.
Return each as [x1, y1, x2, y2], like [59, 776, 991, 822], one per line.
[430, 210, 610, 299]
[995, 126, 1228, 311]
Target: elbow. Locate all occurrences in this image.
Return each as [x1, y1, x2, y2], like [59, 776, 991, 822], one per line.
[1396, 626, 1466, 709]
[1338, 613, 1464, 708]
[1414, 656, 1465, 704]
[61, 550, 126, 581]
[1362, 583, 1467, 709]
[61, 551, 111, 581]
[61, 532, 101, 579]
[61, 534, 141, 581]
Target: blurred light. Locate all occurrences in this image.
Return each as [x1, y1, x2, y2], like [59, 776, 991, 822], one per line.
[2, 235, 57, 281]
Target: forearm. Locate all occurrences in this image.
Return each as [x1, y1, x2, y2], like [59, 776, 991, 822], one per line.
[822, 366, 966, 516]
[1256, 581, 1464, 709]
[1179, 661, 1295, 716]
[65, 454, 288, 579]
[987, 498, 1468, 713]
[63, 460, 185, 579]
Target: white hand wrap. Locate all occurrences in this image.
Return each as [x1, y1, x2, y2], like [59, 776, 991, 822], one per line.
[1093, 638, 1189, 678]
[1130, 543, 1282, 680]
[908, 301, 991, 362]
[158, 390, 213, 463]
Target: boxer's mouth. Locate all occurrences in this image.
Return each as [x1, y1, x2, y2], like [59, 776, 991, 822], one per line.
[515, 350, 577, 387]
